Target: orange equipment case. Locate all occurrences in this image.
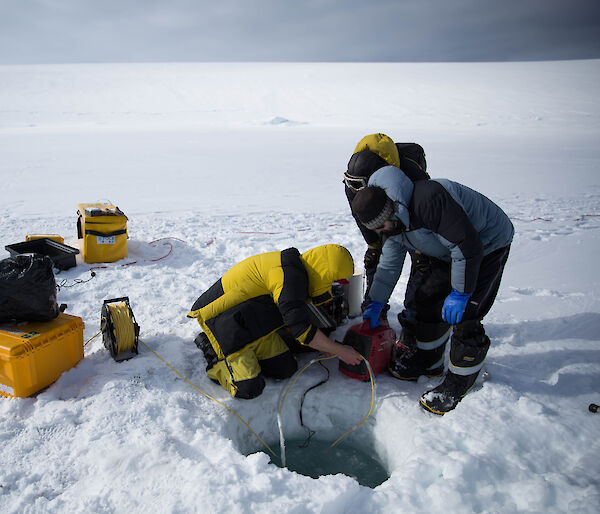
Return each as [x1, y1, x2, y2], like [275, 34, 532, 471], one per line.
[0, 313, 84, 398]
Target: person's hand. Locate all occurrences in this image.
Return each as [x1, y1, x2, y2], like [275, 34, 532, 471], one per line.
[442, 289, 471, 325]
[363, 246, 382, 270]
[363, 300, 385, 328]
[336, 344, 363, 366]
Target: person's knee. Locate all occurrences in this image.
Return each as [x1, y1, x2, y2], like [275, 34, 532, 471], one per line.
[452, 319, 485, 343]
[260, 351, 297, 379]
[450, 320, 490, 369]
[234, 375, 266, 399]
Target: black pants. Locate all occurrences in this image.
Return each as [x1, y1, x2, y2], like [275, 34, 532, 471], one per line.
[409, 245, 510, 324]
[464, 245, 511, 322]
[406, 246, 510, 373]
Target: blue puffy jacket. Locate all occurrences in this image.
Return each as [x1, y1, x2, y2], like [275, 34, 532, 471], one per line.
[368, 166, 514, 303]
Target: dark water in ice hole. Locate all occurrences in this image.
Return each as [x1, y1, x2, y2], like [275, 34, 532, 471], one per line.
[267, 438, 389, 488]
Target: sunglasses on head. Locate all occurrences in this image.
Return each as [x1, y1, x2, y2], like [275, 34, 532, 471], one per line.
[343, 171, 368, 192]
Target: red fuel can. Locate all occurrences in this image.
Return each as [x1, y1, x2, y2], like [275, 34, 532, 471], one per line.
[339, 320, 396, 381]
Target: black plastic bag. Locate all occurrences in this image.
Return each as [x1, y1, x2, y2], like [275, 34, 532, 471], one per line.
[0, 255, 59, 323]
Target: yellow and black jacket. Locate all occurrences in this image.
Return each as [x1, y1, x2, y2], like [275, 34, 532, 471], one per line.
[187, 244, 354, 360]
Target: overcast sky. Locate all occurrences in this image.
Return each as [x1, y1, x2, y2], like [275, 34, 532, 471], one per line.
[1, 0, 599, 64]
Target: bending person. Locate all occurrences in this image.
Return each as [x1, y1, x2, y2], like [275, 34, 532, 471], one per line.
[188, 244, 362, 399]
[352, 168, 513, 414]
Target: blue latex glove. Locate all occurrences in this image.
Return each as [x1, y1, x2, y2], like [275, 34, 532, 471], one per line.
[363, 300, 385, 329]
[442, 289, 472, 325]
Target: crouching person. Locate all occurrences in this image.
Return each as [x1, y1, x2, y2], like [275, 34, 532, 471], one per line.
[187, 244, 362, 399]
[351, 169, 513, 414]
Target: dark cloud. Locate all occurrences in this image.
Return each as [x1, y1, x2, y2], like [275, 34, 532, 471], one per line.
[0, 0, 598, 64]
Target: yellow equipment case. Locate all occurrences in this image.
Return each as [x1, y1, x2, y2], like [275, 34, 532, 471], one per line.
[77, 203, 128, 263]
[26, 234, 65, 244]
[0, 313, 84, 398]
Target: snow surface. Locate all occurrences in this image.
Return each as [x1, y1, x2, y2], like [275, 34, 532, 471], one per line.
[1, 60, 599, 513]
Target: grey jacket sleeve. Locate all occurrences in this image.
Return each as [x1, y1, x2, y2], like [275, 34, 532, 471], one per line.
[368, 236, 408, 304]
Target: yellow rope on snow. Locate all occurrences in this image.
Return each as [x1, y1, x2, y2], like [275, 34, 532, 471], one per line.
[88, 300, 276, 457]
[277, 354, 376, 455]
[84, 330, 101, 348]
[138, 339, 278, 458]
[278, 355, 337, 416]
[88, 305, 375, 459]
[329, 356, 375, 448]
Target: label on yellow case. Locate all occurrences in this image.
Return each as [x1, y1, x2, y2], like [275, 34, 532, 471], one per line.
[97, 235, 116, 245]
[0, 326, 26, 335]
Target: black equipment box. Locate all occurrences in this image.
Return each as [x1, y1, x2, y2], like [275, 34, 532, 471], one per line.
[5, 238, 79, 270]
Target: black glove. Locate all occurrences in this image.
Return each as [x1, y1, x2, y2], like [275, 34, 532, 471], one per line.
[364, 246, 382, 271]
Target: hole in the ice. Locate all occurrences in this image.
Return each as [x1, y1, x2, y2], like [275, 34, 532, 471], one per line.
[265, 437, 389, 488]
[238, 416, 390, 489]
[233, 354, 390, 488]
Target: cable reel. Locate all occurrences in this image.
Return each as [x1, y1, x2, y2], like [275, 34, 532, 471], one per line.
[101, 297, 139, 362]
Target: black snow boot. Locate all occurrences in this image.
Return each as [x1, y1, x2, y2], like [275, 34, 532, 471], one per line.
[420, 320, 490, 415]
[194, 332, 218, 371]
[388, 319, 449, 381]
[388, 337, 445, 380]
[419, 371, 479, 415]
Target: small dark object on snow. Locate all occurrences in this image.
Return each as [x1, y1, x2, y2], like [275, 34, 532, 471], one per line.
[589, 403, 599, 413]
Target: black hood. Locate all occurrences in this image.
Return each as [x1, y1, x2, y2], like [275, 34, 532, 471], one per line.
[346, 150, 388, 179]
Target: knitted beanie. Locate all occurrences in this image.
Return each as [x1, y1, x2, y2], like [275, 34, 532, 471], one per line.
[351, 186, 394, 230]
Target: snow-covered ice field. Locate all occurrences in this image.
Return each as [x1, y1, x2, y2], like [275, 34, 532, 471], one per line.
[1, 60, 599, 513]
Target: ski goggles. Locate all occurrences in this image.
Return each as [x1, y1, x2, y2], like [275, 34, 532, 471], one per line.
[343, 171, 368, 192]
